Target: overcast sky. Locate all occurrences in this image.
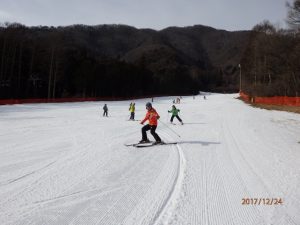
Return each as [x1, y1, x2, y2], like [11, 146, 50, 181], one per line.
[0, 0, 293, 31]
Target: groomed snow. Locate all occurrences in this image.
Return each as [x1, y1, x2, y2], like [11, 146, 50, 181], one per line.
[0, 94, 299, 225]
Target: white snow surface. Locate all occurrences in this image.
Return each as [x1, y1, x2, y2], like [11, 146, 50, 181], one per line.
[0, 94, 299, 225]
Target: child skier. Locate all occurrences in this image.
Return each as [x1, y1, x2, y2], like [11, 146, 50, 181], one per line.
[168, 105, 183, 125]
[139, 102, 162, 144]
[129, 102, 135, 120]
[103, 104, 108, 117]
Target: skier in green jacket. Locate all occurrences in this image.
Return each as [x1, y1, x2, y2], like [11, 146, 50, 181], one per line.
[168, 105, 183, 125]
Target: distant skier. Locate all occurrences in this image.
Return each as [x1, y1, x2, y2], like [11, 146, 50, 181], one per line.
[129, 103, 135, 120]
[168, 105, 183, 125]
[139, 102, 162, 144]
[103, 104, 108, 117]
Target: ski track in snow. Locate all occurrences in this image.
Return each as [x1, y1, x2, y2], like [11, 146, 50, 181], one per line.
[0, 94, 299, 225]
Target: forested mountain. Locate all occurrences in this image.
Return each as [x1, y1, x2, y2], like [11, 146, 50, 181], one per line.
[1, 0, 300, 100]
[0, 23, 254, 99]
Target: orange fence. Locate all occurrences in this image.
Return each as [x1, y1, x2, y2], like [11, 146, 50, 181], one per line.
[240, 92, 300, 106]
[0, 98, 100, 105]
[0, 94, 172, 105]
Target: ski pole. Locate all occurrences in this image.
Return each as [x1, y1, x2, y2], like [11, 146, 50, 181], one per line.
[159, 119, 181, 138]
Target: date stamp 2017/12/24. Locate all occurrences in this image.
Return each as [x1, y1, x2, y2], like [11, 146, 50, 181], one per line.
[242, 198, 283, 205]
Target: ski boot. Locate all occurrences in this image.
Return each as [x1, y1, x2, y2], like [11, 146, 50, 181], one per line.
[139, 139, 150, 144]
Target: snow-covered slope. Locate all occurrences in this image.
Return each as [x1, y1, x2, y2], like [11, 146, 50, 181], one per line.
[0, 94, 299, 225]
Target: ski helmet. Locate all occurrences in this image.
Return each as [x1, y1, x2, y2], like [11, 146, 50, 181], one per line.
[146, 102, 152, 108]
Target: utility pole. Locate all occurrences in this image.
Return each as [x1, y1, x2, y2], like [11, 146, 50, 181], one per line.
[238, 64, 242, 93]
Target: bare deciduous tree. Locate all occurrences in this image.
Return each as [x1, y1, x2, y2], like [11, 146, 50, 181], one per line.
[286, 0, 300, 31]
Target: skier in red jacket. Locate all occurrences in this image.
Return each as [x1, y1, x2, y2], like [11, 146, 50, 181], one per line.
[139, 102, 162, 144]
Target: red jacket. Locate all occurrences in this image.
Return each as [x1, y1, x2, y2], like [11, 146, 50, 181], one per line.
[141, 108, 160, 125]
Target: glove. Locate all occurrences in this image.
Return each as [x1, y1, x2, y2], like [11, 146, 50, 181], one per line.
[140, 122, 144, 125]
[157, 116, 160, 120]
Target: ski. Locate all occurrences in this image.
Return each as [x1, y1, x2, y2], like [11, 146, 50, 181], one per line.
[124, 142, 153, 147]
[170, 123, 183, 125]
[136, 142, 178, 148]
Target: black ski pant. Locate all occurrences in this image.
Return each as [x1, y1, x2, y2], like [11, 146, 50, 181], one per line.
[170, 115, 182, 123]
[142, 124, 161, 142]
[103, 110, 108, 117]
[130, 112, 135, 120]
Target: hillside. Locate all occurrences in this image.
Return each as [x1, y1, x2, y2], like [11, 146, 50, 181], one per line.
[0, 24, 251, 99]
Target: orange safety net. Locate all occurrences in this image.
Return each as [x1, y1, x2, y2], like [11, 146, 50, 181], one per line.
[0, 94, 169, 105]
[0, 98, 98, 105]
[239, 92, 300, 106]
